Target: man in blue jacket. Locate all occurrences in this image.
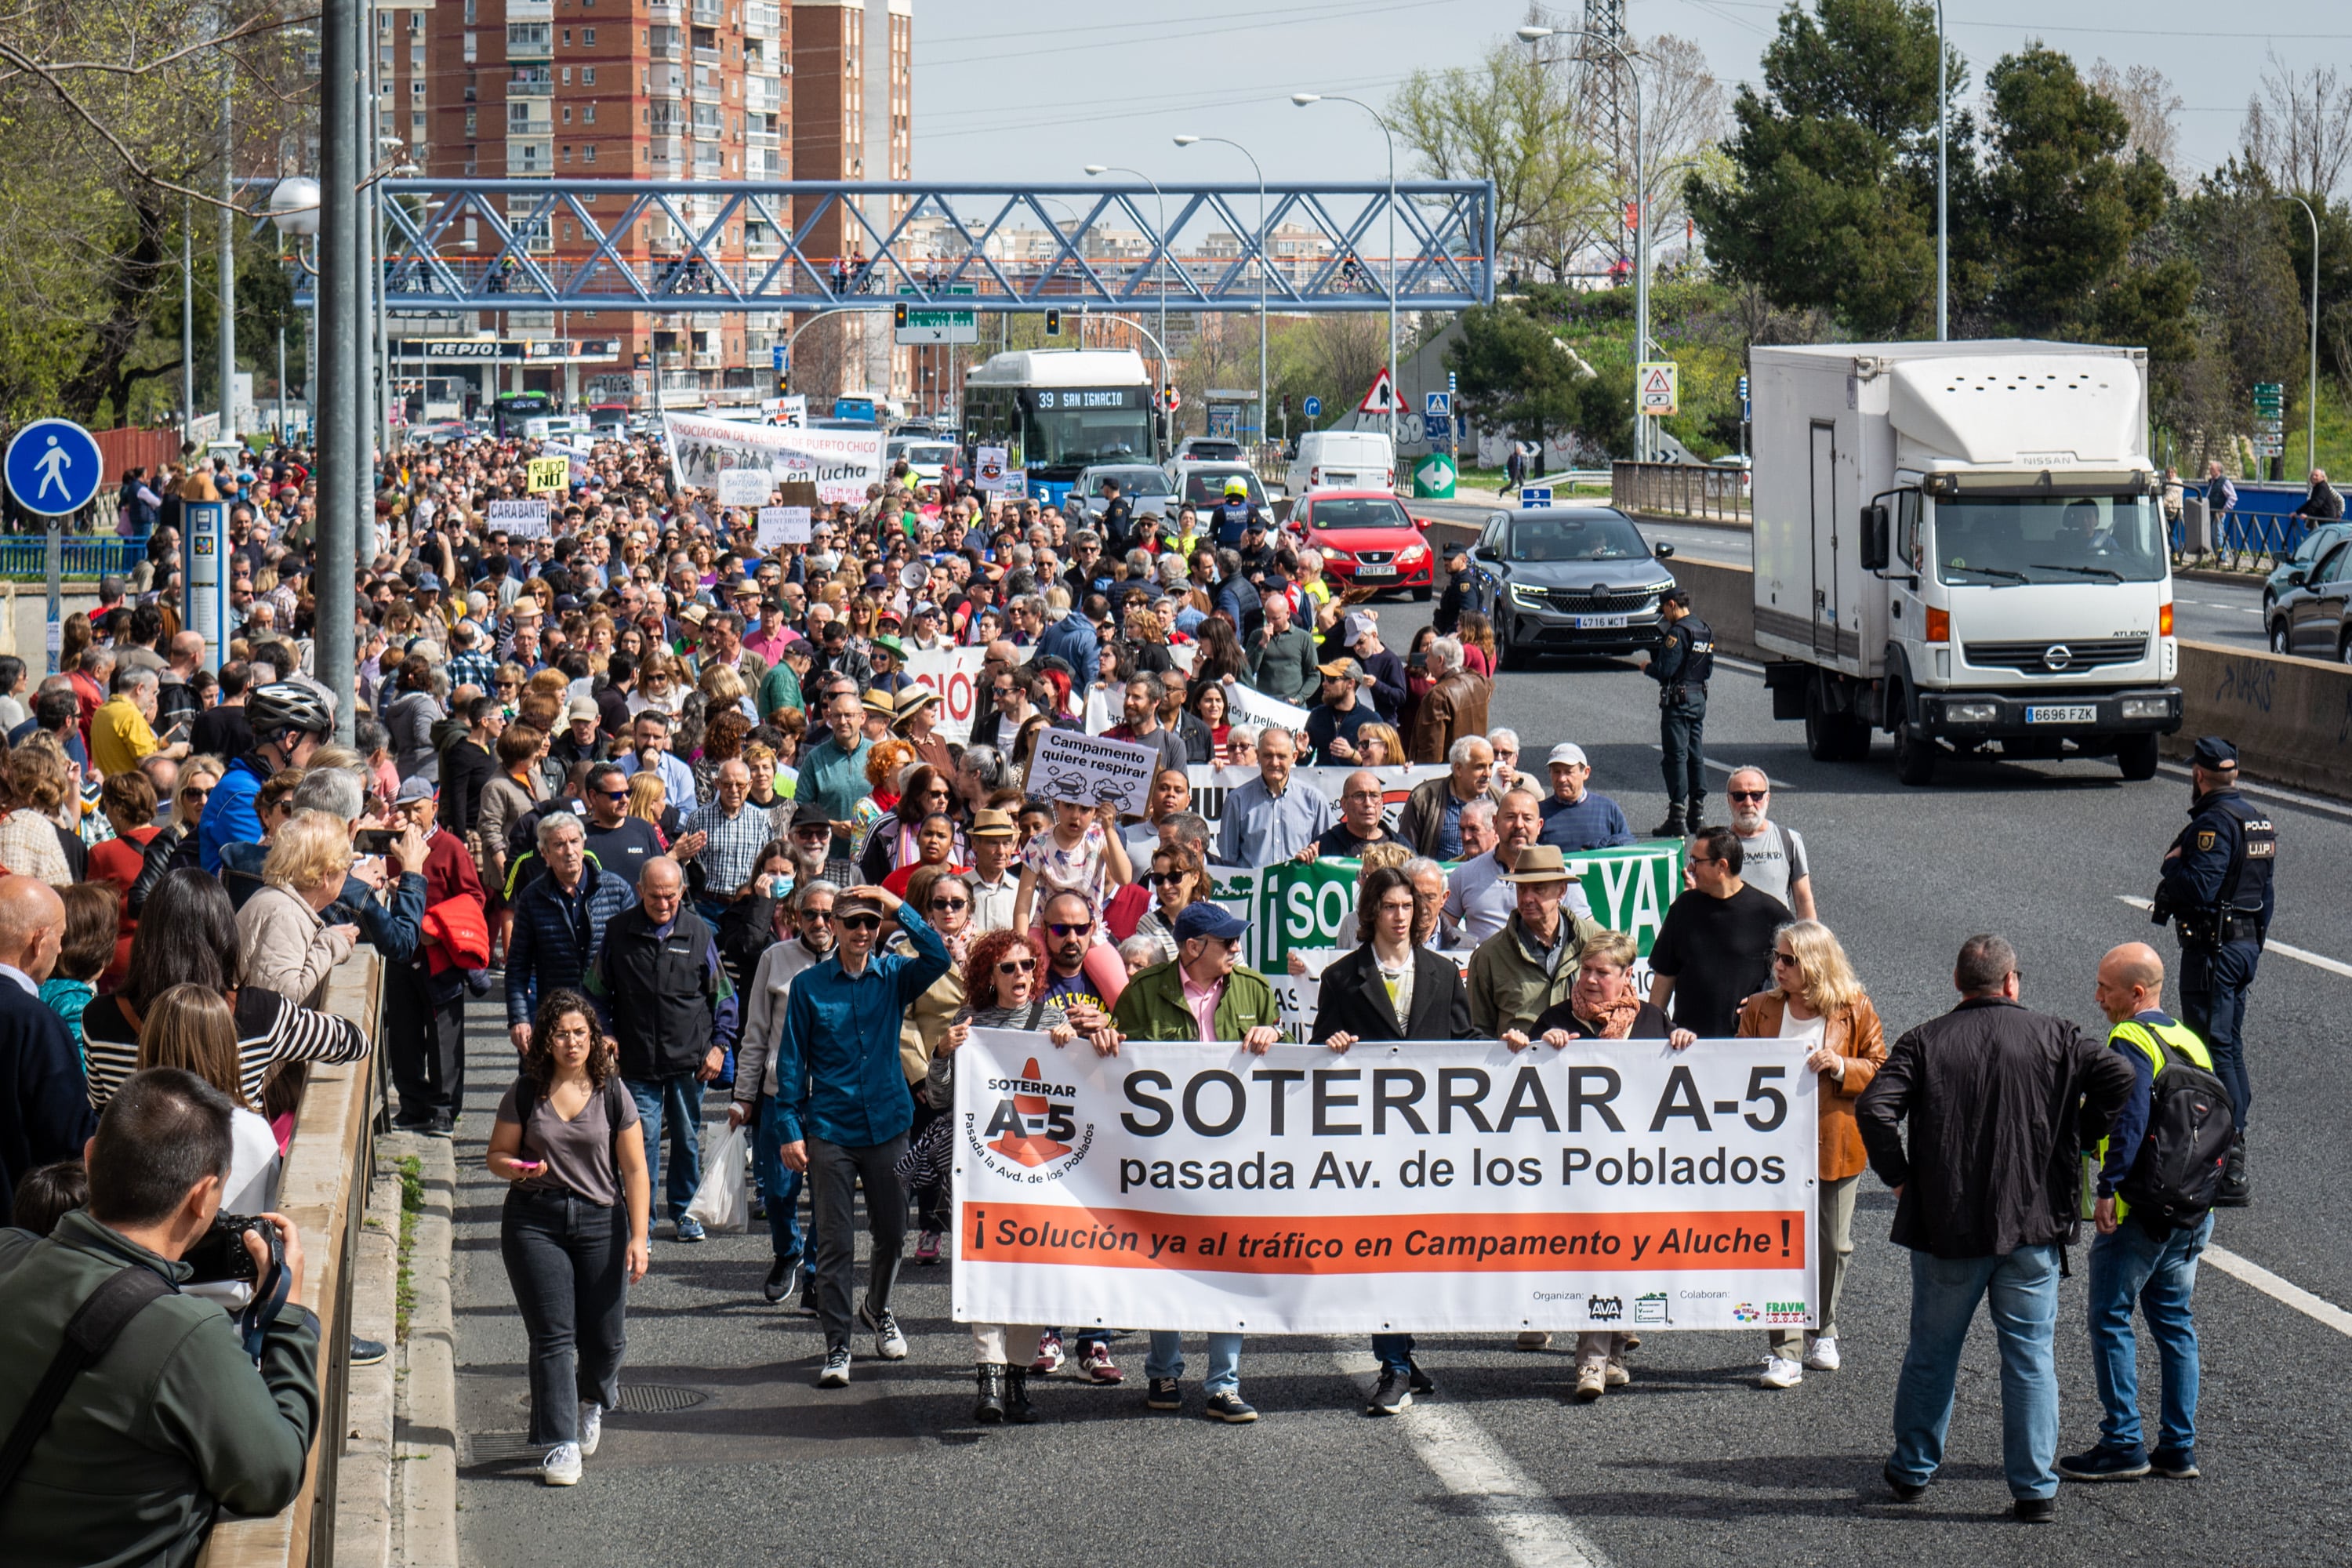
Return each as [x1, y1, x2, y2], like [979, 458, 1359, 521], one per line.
[774, 883, 950, 1387]
[1033, 586, 1099, 697]
[198, 682, 334, 873]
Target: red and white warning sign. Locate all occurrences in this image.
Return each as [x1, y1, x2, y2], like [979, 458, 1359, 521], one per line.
[1357, 367, 1399, 415]
[1638, 361, 1679, 417]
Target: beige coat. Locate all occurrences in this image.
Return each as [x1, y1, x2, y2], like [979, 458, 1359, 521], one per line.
[236, 884, 352, 1011]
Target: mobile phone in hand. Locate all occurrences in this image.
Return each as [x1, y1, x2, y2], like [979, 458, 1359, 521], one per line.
[354, 828, 400, 855]
[511, 1160, 544, 1175]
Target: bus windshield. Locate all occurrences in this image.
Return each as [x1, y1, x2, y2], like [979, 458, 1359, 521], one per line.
[1026, 401, 1152, 470]
[1933, 494, 2168, 586]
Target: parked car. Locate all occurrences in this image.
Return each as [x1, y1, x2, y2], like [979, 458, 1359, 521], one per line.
[1462, 505, 1679, 667]
[1166, 460, 1269, 511]
[2267, 534, 2352, 662]
[1174, 436, 1245, 463]
[1283, 430, 1396, 499]
[1071, 463, 1178, 527]
[2264, 520, 2352, 616]
[887, 437, 956, 484]
[1288, 490, 1436, 601]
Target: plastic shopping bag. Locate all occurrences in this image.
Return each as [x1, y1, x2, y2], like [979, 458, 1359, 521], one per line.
[684, 1124, 750, 1233]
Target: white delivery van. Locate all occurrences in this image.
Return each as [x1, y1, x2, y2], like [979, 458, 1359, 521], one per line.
[1751, 340, 2182, 785]
[1285, 430, 1396, 497]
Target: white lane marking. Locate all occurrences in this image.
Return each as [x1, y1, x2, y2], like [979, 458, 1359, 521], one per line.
[2114, 897, 2352, 979]
[1333, 1352, 1610, 1568]
[2154, 762, 2352, 824]
[2204, 1247, 2352, 1339]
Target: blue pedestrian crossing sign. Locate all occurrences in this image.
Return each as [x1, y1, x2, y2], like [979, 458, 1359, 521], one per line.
[1302, 395, 1322, 419]
[1425, 390, 1451, 419]
[5, 419, 103, 516]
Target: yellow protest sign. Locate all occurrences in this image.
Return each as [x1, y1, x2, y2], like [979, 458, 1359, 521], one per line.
[526, 456, 570, 494]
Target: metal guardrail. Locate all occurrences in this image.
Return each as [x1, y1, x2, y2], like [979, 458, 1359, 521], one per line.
[0, 535, 147, 579]
[2172, 483, 2327, 570]
[200, 949, 383, 1568]
[1610, 460, 1751, 521]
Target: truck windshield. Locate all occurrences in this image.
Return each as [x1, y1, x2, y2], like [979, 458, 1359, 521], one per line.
[1932, 494, 2167, 586]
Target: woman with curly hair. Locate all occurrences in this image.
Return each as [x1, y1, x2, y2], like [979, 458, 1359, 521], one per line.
[693, 708, 753, 804]
[850, 737, 915, 843]
[0, 739, 75, 887]
[488, 988, 652, 1488]
[858, 761, 959, 884]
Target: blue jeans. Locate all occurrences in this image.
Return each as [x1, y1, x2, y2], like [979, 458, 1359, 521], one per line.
[1370, 1333, 1416, 1377]
[625, 1073, 705, 1223]
[753, 1094, 807, 1264]
[1889, 1243, 2061, 1500]
[1145, 1331, 1243, 1396]
[2087, 1213, 2212, 1454]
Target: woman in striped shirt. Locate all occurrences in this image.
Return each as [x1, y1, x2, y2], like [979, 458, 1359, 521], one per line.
[80, 869, 370, 1118]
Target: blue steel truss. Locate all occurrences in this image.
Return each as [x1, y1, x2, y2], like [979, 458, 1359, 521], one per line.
[375, 179, 1496, 314]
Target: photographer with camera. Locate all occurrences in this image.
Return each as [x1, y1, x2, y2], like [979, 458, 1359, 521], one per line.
[0, 1067, 319, 1566]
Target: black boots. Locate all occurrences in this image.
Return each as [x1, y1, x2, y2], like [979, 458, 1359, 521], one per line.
[1005, 1365, 1039, 1424]
[1686, 795, 1708, 832]
[2216, 1134, 2251, 1207]
[975, 1363, 1042, 1424]
[975, 1363, 1008, 1423]
[1648, 804, 1687, 838]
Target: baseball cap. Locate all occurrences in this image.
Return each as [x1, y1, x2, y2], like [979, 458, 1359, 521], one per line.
[414, 572, 443, 593]
[1317, 656, 1367, 682]
[566, 695, 600, 722]
[970, 808, 1016, 839]
[789, 801, 834, 833]
[2191, 735, 2238, 769]
[1661, 584, 1693, 607]
[1173, 902, 1250, 944]
[1547, 742, 1589, 768]
[394, 777, 437, 804]
[1343, 612, 1377, 644]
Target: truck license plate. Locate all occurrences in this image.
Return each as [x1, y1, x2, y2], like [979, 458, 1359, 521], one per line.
[1573, 614, 1628, 630]
[1356, 564, 1396, 578]
[2026, 705, 2096, 724]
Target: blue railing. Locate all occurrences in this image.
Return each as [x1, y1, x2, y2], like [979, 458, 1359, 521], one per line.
[2172, 483, 2325, 566]
[0, 536, 149, 579]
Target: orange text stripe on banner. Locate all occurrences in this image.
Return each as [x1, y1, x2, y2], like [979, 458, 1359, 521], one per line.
[963, 1205, 1807, 1276]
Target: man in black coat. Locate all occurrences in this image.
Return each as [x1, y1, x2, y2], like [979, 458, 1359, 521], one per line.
[1313, 866, 1470, 1417]
[0, 880, 92, 1216]
[1857, 933, 2135, 1524]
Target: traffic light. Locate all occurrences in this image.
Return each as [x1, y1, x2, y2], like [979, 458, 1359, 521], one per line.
[1045, 309, 1062, 337]
[775, 369, 789, 396]
[893, 301, 908, 329]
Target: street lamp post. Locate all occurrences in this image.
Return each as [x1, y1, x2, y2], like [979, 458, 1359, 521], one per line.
[1936, 0, 1947, 342]
[1171, 136, 1269, 454]
[1292, 94, 1399, 456]
[1515, 26, 1649, 461]
[2286, 194, 2321, 477]
[316, 0, 360, 741]
[1084, 164, 1172, 455]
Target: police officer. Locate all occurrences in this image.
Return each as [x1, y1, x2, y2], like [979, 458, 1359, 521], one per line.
[1213, 476, 1259, 548]
[1642, 585, 1714, 837]
[2154, 735, 2274, 1206]
[1098, 477, 1134, 555]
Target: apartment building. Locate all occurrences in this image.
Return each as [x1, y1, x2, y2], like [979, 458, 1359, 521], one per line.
[388, 0, 903, 408]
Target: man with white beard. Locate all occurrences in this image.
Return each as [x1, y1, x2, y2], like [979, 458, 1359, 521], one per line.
[1723, 766, 1816, 920]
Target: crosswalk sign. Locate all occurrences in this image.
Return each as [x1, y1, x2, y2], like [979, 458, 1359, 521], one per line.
[1425, 390, 1450, 419]
[1358, 368, 1399, 415]
[1638, 361, 1679, 417]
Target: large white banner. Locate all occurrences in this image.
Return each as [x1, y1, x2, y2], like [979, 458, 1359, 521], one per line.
[953, 1031, 1819, 1335]
[661, 412, 887, 506]
[1186, 761, 1447, 822]
[906, 644, 988, 743]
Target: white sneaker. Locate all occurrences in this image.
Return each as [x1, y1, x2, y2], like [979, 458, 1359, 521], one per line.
[540, 1441, 583, 1486]
[1758, 1355, 1804, 1389]
[577, 1401, 604, 1457]
[1803, 1335, 1841, 1372]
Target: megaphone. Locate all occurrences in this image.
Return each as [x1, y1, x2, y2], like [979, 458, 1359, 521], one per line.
[901, 560, 929, 593]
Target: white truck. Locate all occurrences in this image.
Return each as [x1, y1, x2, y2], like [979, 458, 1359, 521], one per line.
[1751, 340, 2182, 785]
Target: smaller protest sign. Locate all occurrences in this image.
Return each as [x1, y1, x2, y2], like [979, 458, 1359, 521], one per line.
[525, 456, 570, 493]
[975, 445, 1009, 491]
[757, 506, 812, 549]
[1223, 680, 1312, 732]
[716, 468, 773, 507]
[906, 644, 988, 743]
[487, 497, 550, 538]
[1026, 729, 1160, 815]
[1000, 473, 1028, 500]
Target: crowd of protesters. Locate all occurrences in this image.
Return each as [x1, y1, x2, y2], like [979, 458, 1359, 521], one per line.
[0, 426, 2228, 1548]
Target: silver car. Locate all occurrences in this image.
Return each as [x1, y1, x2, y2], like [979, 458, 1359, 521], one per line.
[1072, 463, 1178, 525]
[1465, 506, 1679, 666]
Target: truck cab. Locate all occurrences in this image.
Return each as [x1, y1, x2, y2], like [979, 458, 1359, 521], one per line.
[1752, 343, 2182, 784]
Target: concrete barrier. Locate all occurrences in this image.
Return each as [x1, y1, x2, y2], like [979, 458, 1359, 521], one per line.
[1651, 554, 2352, 800]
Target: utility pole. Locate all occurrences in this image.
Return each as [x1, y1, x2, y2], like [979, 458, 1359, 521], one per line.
[318, 0, 360, 740]
[1936, 0, 1947, 342]
[182, 194, 197, 446]
[219, 48, 237, 445]
[2287, 194, 2321, 477]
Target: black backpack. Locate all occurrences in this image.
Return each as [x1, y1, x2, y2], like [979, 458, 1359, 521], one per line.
[2117, 1032, 2236, 1229]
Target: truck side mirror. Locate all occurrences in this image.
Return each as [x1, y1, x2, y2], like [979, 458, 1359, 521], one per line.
[1859, 503, 1890, 571]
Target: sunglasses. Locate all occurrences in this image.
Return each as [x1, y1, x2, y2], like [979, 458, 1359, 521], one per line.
[996, 957, 1036, 975]
[1047, 921, 1094, 938]
[1772, 951, 1800, 967]
[1146, 870, 1188, 886]
[838, 914, 882, 931]
[803, 909, 836, 923]
[930, 898, 971, 913]
[1729, 789, 1768, 802]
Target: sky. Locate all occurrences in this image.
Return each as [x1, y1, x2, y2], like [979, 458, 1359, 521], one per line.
[909, 0, 2352, 192]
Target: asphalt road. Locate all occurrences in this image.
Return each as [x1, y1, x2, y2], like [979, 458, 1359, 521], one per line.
[448, 627, 2352, 1566]
[1411, 499, 2270, 652]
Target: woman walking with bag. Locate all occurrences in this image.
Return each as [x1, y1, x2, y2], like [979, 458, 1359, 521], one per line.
[488, 988, 653, 1486]
[1737, 919, 1886, 1390]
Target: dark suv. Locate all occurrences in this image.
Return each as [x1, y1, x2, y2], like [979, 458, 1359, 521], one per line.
[1465, 506, 1679, 666]
[2267, 535, 2352, 662]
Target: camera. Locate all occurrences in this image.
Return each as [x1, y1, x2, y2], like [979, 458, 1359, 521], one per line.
[183, 1212, 279, 1284]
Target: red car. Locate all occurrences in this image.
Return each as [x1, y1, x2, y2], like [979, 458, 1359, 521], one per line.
[1288, 490, 1437, 600]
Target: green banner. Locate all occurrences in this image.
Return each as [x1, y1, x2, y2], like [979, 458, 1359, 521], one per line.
[1209, 840, 1685, 970]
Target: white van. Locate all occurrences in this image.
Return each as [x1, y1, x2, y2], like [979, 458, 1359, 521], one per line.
[1285, 430, 1395, 496]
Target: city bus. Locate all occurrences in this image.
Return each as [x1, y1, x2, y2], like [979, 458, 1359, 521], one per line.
[961, 348, 1156, 508]
[490, 390, 556, 438]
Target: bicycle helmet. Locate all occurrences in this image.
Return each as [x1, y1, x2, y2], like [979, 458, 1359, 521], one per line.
[245, 681, 336, 739]
[1223, 477, 1249, 498]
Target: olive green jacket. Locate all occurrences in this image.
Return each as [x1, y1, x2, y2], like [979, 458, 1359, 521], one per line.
[1111, 959, 1283, 1041]
[1468, 909, 1605, 1035]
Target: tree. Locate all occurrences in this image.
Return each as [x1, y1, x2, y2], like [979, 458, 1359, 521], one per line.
[2083, 60, 2184, 178]
[1390, 41, 1605, 283]
[2242, 53, 2352, 203]
[1446, 304, 1590, 458]
[1683, 0, 1964, 338]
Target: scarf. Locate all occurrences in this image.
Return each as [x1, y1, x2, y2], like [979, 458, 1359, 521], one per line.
[1582, 995, 1646, 1040]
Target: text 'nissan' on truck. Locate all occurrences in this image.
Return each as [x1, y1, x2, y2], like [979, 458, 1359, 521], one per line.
[1749, 341, 2183, 785]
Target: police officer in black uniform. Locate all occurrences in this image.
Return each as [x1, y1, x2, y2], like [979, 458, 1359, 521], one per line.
[1642, 585, 1715, 837]
[1097, 477, 1134, 556]
[2154, 735, 2275, 1206]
